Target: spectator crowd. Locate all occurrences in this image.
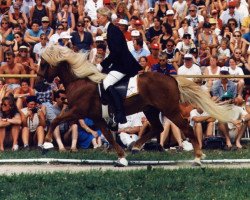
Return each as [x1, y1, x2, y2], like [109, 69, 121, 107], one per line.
[0, 0, 250, 152]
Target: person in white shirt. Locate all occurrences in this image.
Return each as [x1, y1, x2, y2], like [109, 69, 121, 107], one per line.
[84, 0, 103, 26]
[127, 30, 149, 53]
[172, 0, 188, 20]
[117, 112, 145, 148]
[49, 24, 64, 44]
[178, 53, 202, 81]
[33, 33, 49, 63]
[228, 57, 245, 97]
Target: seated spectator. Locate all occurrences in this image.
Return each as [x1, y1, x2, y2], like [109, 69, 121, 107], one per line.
[89, 37, 107, 64]
[8, 3, 28, 25]
[0, 96, 21, 151]
[178, 53, 201, 81]
[117, 112, 145, 148]
[145, 16, 162, 43]
[14, 78, 35, 110]
[152, 52, 177, 75]
[49, 24, 64, 45]
[230, 31, 246, 53]
[203, 56, 221, 91]
[228, 57, 244, 98]
[12, 32, 30, 56]
[0, 79, 7, 104]
[217, 37, 230, 67]
[0, 51, 25, 95]
[127, 30, 149, 52]
[198, 40, 211, 67]
[71, 21, 93, 53]
[29, 0, 50, 26]
[117, 19, 131, 41]
[57, 2, 75, 30]
[165, 10, 180, 37]
[131, 38, 150, 61]
[178, 19, 195, 41]
[40, 16, 54, 39]
[211, 67, 237, 103]
[139, 56, 150, 72]
[78, 118, 102, 149]
[24, 20, 44, 46]
[160, 116, 183, 150]
[158, 22, 174, 51]
[51, 89, 78, 152]
[14, 46, 37, 88]
[172, 0, 188, 21]
[33, 33, 49, 64]
[20, 95, 45, 150]
[146, 42, 160, 69]
[163, 39, 180, 71]
[190, 106, 215, 149]
[59, 31, 73, 49]
[83, 16, 98, 38]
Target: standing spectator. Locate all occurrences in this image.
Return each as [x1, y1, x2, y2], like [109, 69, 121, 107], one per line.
[20, 95, 45, 150]
[71, 21, 93, 53]
[29, 0, 51, 26]
[0, 96, 21, 151]
[178, 53, 201, 81]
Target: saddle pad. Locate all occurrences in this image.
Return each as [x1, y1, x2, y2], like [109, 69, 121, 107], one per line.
[126, 75, 138, 97]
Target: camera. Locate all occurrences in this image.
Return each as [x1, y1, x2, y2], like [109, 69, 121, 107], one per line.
[31, 107, 38, 113]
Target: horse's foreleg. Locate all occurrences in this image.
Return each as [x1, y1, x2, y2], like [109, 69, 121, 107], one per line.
[45, 108, 77, 142]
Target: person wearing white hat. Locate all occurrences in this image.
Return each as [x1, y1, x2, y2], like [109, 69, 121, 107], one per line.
[117, 19, 131, 41]
[59, 31, 73, 48]
[96, 7, 142, 125]
[178, 53, 202, 81]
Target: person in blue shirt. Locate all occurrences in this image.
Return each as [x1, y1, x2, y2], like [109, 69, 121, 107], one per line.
[151, 53, 177, 75]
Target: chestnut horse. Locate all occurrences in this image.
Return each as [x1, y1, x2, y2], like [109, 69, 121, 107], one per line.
[37, 45, 233, 166]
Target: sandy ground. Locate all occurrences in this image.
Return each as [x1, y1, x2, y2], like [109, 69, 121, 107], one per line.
[1, 163, 250, 175]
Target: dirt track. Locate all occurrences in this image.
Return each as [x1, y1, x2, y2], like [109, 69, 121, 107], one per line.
[1, 163, 250, 175]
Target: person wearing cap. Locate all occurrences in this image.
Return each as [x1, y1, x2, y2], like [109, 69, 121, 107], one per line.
[15, 45, 37, 88]
[58, 31, 73, 49]
[165, 10, 180, 32]
[24, 20, 44, 44]
[70, 21, 94, 52]
[147, 42, 160, 68]
[127, 29, 150, 52]
[117, 19, 131, 41]
[89, 36, 108, 64]
[20, 95, 46, 150]
[96, 7, 142, 124]
[40, 16, 53, 39]
[178, 53, 202, 81]
[209, 17, 221, 36]
[220, 1, 242, 27]
[30, 0, 50, 26]
[8, 2, 28, 25]
[176, 33, 196, 60]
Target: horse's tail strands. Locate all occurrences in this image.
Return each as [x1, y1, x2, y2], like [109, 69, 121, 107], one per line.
[176, 77, 234, 123]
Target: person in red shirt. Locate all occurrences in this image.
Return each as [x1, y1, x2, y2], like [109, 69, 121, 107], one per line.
[117, 19, 131, 41]
[146, 43, 160, 69]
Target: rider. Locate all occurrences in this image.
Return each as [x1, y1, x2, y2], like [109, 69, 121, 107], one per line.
[96, 7, 142, 124]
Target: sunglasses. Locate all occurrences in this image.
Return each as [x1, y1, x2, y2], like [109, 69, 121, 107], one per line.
[14, 36, 20, 38]
[234, 34, 241, 37]
[20, 50, 28, 52]
[189, 10, 196, 12]
[62, 21, 67, 23]
[229, 23, 235, 26]
[229, 6, 235, 9]
[159, 59, 166, 62]
[167, 45, 173, 47]
[184, 37, 191, 39]
[77, 25, 84, 27]
[42, 21, 49, 23]
[40, 38, 47, 40]
[1, 22, 8, 25]
[235, 52, 241, 54]
[1, 103, 8, 107]
[84, 20, 90, 23]
[57, 28, 63, 30]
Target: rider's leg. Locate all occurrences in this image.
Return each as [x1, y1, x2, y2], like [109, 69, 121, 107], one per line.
[103, 71, 127, 124]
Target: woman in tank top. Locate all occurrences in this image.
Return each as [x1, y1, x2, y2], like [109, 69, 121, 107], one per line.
[30, 0, 49, 26]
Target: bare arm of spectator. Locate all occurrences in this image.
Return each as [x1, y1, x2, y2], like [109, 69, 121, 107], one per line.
[37, 109, 46, 127]
[29, 6, 35, 25]
[24, 31, 40, 43]
[6, 113, 22, 125]
[70, 12, 76, 31]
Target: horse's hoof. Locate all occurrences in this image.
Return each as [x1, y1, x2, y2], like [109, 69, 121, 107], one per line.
[192, 157, 202, 166]
[127, 141, 136, 151]
[43, 142, 54, 149]
[131, 147, 140, 154]
[201, 153, 206, 160]
[114, 158, 128, 167]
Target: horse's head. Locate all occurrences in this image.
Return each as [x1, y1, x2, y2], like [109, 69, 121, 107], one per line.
[35, 57, 58, 88]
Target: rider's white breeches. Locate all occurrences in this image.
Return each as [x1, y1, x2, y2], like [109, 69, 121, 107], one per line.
[103, 71, 125, 90]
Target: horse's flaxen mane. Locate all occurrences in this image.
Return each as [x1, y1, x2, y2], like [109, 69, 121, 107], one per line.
[41, 44, 106, 83]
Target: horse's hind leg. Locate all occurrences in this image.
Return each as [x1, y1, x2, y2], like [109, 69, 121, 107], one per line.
[132, 106, 163, 152]
[169, 112, 204, 165]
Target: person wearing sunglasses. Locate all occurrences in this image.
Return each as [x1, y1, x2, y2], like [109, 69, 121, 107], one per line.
[12, 31, 30, 56]
[230, 30, 245, 53]
[33, 33, 49, 63]
[40, 16, 54, 39]
[49, 24, 64, 45]
[0, 96, 21, 152]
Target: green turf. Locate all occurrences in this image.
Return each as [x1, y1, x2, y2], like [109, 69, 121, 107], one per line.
[0, 169, 249, 200]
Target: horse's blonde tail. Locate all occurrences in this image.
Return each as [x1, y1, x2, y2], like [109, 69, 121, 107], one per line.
[176, 77, 233, 122]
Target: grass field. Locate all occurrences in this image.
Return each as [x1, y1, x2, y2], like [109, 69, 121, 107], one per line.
[0, 168, 249, 200]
